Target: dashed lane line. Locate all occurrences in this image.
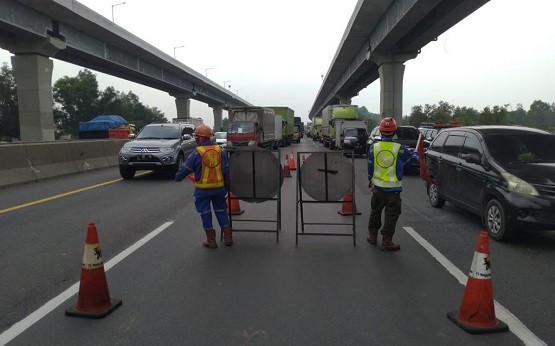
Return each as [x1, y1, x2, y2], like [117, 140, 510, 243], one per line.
[403, 226, 546, 346]
[0, 171, 151, 214]
[0, 221, 174, 346]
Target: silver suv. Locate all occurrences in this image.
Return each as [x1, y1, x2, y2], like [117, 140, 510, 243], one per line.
[118, 123, 197, 179]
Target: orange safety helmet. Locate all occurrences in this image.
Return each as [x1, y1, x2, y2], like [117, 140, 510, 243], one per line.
[379, 117, 397, 135]
[193, 125, 213, 138]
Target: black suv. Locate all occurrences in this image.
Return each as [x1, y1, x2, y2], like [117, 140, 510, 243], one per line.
[425, 126, 555, 240]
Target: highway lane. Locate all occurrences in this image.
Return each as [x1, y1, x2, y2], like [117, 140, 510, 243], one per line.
[1, 139, 552, 344]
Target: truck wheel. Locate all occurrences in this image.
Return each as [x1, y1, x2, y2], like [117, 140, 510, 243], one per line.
[119, 165, 135, 180]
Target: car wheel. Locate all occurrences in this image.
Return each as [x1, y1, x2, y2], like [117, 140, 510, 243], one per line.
[427, 182, 445, 208]
[119, 165, 135, 180]
[485, 199, 509, 241]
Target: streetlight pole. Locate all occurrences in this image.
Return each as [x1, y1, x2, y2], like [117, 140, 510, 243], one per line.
[173, 45, 185, 58]
[111, 2, 126, 22]
[223, 80, 230, 89]
[205, 67, 214, 78]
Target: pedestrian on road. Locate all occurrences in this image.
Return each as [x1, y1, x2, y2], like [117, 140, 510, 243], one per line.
[367, 117, 418, 251]
[174, 125, 233, 248]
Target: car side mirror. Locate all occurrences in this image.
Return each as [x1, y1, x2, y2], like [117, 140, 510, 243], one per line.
[464, 153, 481, 165]
[128, 134, 136, 139]
[182, 134, 192, 140]
[340, 133, 345, 137]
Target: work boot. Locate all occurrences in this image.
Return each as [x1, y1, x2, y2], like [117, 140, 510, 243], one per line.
[203, 229, 218, 248]
[222, 226, 233, 246]
[380, 234, 400, 251]
[367, 228, 378, 245]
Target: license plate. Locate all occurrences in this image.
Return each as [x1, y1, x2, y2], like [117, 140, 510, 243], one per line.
[137, 154, 152, 160]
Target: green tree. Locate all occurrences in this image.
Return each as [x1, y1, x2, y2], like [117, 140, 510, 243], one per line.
[528, 100, 554, 129]
[408, 105, 428, 127]
[53, 69, 100, 136]
[0, 63, 19, 141]
[479, 105, 508, 125]
[429, 101, 454, 124]
[221, 117, 229, 131]
[452, 106, 479, 125]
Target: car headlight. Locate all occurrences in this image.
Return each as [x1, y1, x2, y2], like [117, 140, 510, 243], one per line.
[501, 172, 539, 196]
[160, 147, 174, 153]
[120, 147, 131, 153]
[248, 141, 257, 147]
[343, 139, 351, 144]
[227, 141, 233, 146]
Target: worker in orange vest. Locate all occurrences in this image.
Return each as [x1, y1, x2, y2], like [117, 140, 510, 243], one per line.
[174, 125, 232, 248]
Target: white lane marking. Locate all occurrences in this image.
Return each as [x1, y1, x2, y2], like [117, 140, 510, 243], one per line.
[0, 221, 174, 346]
[403, 226, 546, 346]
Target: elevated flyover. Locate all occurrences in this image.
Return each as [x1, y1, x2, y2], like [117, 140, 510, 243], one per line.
[0, 0, 249, 141]
[309, 0, 489, 122]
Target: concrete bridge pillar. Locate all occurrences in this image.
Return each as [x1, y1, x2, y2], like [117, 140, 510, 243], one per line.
[339, 98, 352, 105]
[2, 36, 66, 141]
[371, 52, 418, 123]
[211, 106, 223, 132]
[174, 94, 192, 119]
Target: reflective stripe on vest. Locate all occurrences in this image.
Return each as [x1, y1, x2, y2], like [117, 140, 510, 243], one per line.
[372, 142, 402, 188]
[194, 145, 224, 189]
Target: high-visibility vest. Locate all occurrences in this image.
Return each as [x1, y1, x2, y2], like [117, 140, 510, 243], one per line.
[372, 141, 402, 188]
[194, 145, 224, 189]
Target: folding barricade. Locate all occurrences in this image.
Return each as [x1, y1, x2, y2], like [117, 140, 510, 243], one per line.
[295, 150, 357, 246]
[225, 147, 282, 242]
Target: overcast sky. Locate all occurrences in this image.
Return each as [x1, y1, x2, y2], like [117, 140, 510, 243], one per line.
[1, 0, 554, 126]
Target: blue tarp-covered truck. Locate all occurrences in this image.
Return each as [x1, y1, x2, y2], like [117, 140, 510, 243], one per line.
[78, 115, 134, 139]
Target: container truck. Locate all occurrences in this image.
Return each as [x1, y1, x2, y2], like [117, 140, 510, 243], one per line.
[321, 105, 367, 150]
[227, 107, 277, 148]
[294, 116, 305, 141]
[267, 107, 294, 146]
[312, 117, 322, 141]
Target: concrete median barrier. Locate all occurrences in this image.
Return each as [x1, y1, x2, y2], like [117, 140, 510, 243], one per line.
[69, 141, 110, 173]
[0, 143, 36, 186]
[0, 139, 128, 188]
[101, 139, 126, 167]
[24, 142, 78, 180]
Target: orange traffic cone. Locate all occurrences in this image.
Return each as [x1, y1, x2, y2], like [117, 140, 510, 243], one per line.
[66, 223, 121, 318]
[289, 153, 297, 170]
[447, 231, 508, 334]
[227, 192, 244, 215]
[283, 155, 292, 177]
[338, 191, 361, 215]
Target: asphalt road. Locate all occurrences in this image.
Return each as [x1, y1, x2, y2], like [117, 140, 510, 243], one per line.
[1, 138, 553, 345]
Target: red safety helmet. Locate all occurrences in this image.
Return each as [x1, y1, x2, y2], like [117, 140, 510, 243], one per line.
[379, 117, 397, 136]
[193, 125, 213, 138]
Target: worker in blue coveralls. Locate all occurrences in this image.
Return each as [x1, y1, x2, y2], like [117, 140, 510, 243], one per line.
[174, 125, 232, 248]
[367, 117, 419, 251]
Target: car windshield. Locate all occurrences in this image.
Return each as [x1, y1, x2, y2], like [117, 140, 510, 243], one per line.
[137, 125, 179, 139]
[214, 132, 227, 139]
[484, 132, 555, 163]
[344, 128, 367, 138]
[228, 122, 255, 134]
[394, 127, 420, 140]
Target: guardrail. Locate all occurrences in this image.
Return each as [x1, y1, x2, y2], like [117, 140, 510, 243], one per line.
[0, 139, 127, 188]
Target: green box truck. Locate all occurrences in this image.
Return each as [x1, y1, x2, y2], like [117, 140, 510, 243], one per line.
[267, 107, 294, 146]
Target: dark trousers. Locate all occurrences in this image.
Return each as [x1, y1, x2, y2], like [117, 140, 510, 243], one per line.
[368, 190, 402, 235]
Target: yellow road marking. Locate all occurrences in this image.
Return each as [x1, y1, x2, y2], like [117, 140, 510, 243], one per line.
[0, 171, 151, 214]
